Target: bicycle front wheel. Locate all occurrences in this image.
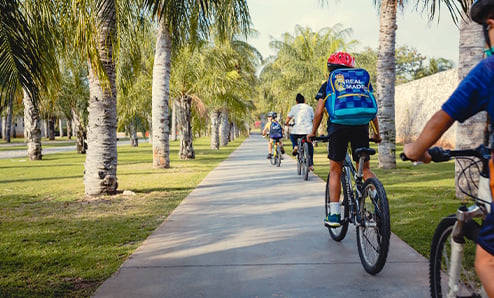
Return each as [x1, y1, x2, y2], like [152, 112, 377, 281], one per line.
[326, 172, 349, 241]
[429, 215, 483, 298]
[356, 177, 390, 275]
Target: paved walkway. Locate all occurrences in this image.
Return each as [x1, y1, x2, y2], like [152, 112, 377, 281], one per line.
[93, 134, 429, 298]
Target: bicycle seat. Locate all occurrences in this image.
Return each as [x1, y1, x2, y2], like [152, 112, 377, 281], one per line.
[354, 147, 376, 157]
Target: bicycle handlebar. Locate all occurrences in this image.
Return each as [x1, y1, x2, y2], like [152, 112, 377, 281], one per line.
[400, 145, 490, 163]
[310, 135, 381, 144]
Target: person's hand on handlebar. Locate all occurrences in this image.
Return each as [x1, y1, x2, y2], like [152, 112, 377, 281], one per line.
[306, 131, 316, 141]
[370, 133, 382, 144]
[403, 142, 432, 163]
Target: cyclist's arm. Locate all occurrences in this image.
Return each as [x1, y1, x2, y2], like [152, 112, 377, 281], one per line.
[307, 99, 325, 139]
[284, 116, 292, 126]
[403, 110, 455, 163]
[370, 117, 382, 143]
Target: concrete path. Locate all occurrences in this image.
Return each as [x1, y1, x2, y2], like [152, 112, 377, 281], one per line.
[93, 134, 429, 298]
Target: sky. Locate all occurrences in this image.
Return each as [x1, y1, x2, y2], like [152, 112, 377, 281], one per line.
[246, 0, 461, 66]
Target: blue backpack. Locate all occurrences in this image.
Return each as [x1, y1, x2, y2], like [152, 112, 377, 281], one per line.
[324, 68, 377, 126]
[269, 121, 283, 139]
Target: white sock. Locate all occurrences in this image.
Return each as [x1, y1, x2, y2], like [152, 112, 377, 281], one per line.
[330, 202, 340, 215]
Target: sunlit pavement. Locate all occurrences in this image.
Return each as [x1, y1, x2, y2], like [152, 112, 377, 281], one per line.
[93, 134, 429, 298]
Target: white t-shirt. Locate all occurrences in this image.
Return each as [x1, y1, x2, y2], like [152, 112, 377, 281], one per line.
[287, 103, 314, 134]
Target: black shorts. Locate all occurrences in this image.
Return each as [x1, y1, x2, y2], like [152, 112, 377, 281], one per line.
[327, 124, 369, 162]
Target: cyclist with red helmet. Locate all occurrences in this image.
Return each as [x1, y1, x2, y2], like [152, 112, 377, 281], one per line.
[404, 1, 494, 295]
[307, 52, 381, 227]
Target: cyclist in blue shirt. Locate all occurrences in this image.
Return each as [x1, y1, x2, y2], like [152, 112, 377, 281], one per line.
[404, 1, 494, 295]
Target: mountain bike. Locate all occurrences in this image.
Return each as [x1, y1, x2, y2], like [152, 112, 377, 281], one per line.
[313, 135, 391, 275]
[296, 136, 311, 180]
[270, 139, 282, 167]
[401, 145, 492, 298]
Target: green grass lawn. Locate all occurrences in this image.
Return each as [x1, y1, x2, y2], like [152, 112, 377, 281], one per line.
[0, 136, 245, 297]
[311, 143, 460, 257]
[0, 136, 464, 297]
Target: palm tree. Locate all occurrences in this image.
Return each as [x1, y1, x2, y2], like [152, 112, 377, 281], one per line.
[375, 0, 401, 169]
[0, 0, 60, 160]
[144, 0, 250, 168]
[201, 39, 257, 150]
[69, 0, 119, 195]
[169, 46, 208, 159]
[260, 24, 356, 121]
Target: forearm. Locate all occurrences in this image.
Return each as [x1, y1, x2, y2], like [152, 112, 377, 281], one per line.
[310, 101, 325, 135]
[404, 110, 454, 162]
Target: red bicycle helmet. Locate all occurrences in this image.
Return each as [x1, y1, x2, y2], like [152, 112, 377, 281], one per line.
[327, 52, 355, 68]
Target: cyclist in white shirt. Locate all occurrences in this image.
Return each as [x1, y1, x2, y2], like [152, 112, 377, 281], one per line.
[285, 93, 315, 170]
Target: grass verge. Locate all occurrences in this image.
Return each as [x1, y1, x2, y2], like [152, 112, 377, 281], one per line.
[0, 136, 245, 297]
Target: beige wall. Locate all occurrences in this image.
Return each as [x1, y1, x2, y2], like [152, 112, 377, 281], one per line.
[394, 68, 459, 148]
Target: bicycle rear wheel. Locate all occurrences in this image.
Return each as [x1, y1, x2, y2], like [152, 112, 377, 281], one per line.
[326, 172, 349, 241]
[303, 141, 309, 181]
[429, 215, 483, 298]
[276, 145, 281, 167]
[297, 142, 302, 175]
[356, 177, 390, 275]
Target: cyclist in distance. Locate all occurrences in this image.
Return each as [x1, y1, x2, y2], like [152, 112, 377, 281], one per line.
[263, 112, 285, 159]
[285, 93, 315, 170]
[307, 51, 381, 227]
[403, 1, 494, 295]
[262, 112, 273, 158]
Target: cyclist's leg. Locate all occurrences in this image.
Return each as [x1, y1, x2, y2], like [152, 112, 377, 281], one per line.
[475, 245, 494, 297]
[289, 133, 297, 149]
[475, 207, 494, 297]
[267, 139, 273, 158]
[326, 129, 348, 224]
[329, 160, 344, 203]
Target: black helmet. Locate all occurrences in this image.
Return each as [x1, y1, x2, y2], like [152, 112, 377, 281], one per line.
[471, 0, 494, 24]
[271, 112, 277, 119]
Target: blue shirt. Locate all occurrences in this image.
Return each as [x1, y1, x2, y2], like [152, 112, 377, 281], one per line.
[442, 55, 494, 123]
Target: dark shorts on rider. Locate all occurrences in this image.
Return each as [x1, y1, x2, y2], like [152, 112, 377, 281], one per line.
[478, 203, 494, 256]
[327, 122, 369, 162]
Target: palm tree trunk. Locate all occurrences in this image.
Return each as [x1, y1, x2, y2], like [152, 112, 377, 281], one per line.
[129, 121, 139, 147]
[47, 116, 55, 140]
[178, 95, 195, 159]
[210, 110, 220, 150]
[376, 0, 397, 169]
[59, 118, 63, 138]
[67, 118, 72, 140]
[147, 115, 153, 144]
[5, 97, 12, 143]
[220, 109, 229, 147]
[455, 16, 485, 198]
[171, 99, 177, 141]
[151, 18, 171, 168]
[84, 0, 118, 196]
[72, 108, 86, 154]
[23, 89, 42, 160]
